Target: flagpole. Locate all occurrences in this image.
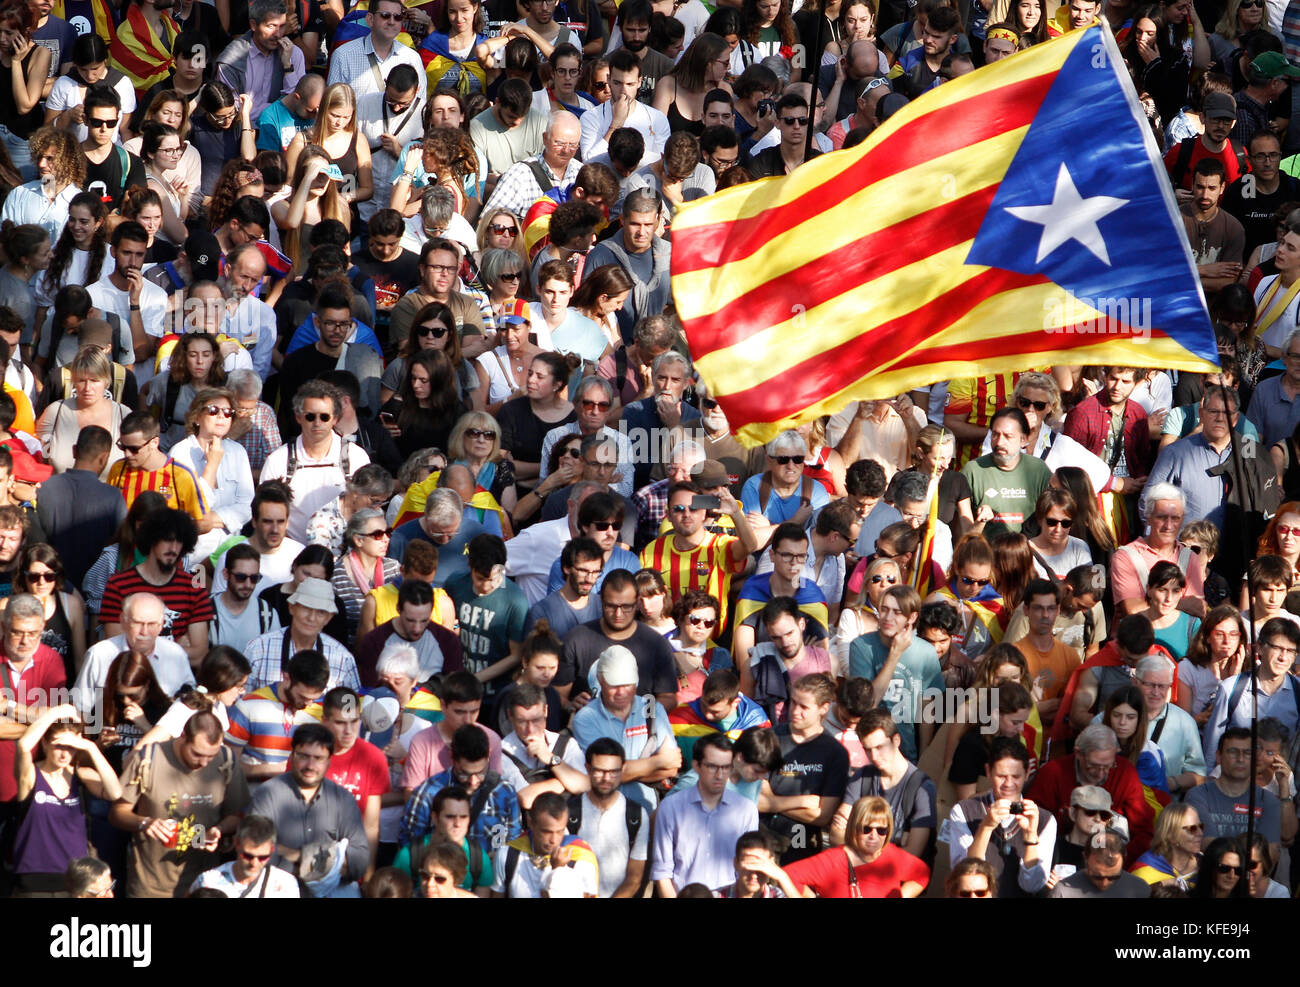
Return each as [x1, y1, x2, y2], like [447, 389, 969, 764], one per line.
[1220, 383, 1258, 893]
[806, 10, 828, 162]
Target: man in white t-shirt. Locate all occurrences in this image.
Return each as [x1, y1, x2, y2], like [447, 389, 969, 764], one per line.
[208, 482, 305, 597]
[212, 542, 280, 652]
[571, 737, 649, 898]
[86, 222, 170, 388]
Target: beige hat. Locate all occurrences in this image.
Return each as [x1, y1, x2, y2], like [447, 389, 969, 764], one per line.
[289, 576, 338, 614]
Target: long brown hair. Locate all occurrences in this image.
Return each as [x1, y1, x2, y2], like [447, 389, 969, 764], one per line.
[991, 532, 1034, 611]
[102, 651, 170, 728]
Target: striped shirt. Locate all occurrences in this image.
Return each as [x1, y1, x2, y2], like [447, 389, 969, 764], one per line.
[233, 401, 281, 477]
[945, 374, 1022, 467]
[226, 685, 323, 765]
[639, 531, 744, 632]
[99, 566, 216, 640]
[106, 457, 208, 520]
[244, 629, 361, 692]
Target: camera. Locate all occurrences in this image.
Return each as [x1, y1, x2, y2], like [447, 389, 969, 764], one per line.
[758, 98, 776, 116]
[1009, 801, 1024, 815]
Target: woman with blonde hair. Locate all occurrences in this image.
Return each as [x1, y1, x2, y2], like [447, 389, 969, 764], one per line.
[285, 82, 372, 210]
[447, 409, 516, 512]
[795, 415, 847, 497]
[900, 424, 973, 537]
[1210, 0, 1272, 63]
[35, 345, 125, 475]
[777, 798, 930, 897]
[272, 144, 350, 271]
[171, 386, 255, 559]
[834, 556, 900, 675]
[474, 205, 527, 269]
[1131, 801, 1202, 887]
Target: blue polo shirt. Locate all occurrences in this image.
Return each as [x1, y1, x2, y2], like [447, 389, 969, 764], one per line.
[1246, 374, 1300, 448]
[1145, 433, 1230, 531]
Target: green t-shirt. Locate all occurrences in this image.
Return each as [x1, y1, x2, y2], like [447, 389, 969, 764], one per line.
[446, 572, 529, 690]
[393, 835, 494, 892]
[960, 453, 1051, 539]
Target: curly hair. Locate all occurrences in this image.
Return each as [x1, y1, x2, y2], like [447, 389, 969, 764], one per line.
[28, 126, 86, 189]
[424, 125, 479, 187]
[207, 160, 264, 230]
[168, 332, 227, 388]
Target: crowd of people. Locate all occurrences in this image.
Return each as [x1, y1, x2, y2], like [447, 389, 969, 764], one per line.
[0, 0, 1293, 901]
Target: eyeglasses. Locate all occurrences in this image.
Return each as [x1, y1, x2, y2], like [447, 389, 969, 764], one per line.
[204, 405, 236, 419]
[772, 551, 804, 564]
[1043, 517, 1072, 528]
[860, 824, 889, 836]
[229, 572, 262, 584]
[960, 575, 991, 587]
[1150, 513, 1184, 524]
[490, 223, 519, 236]
[319, 318, 354, 331]
[239, 850, 272, 862]
[24, 570, 57, 583]
[581, 399, 611, 411]
[870, 574, 897, 585]
[1239, 0, 1264, 6]
[1017, 397, 1049, 412]
[587, 521, 619, 532]
[669, 504, 700, 514]
[363, 528, 394, 540]
[702, 397, 719, 409]
[781, 115, 809, 126]
[1217, 863, 1242, 876]
[700, 761, 732, 773]
[1182, 823, 1204, 833]
[117, 440, 150, 454]
[417, 324, 449, 338]
[687, 614, 717, 628]
[603, 602, 636, 612]
[386, 98, 414, 113]
[425, 263, 458, 275]
[956, 887, 992, 897]
[302, 412, 333, 423]
[89, 117, 119, 129]
[464, 428, 497, 442]
[771, 455, 802, 466]
[1277, 525, 1300, 538]
[553, 66, 581, 77]
[593, 80, 610, 91]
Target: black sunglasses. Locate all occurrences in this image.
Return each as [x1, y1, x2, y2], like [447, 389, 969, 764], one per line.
[417, 324, 450, 339]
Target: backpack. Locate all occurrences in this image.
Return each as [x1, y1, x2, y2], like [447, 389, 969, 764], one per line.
[887, 768, 937, 868]
[525, 158, 564, 200]
[286, 435, 351, 481]
[502, 731, 575, 784]
[566, 791, 642, 846]
[1169, 136, 1247, 189]
[758, 473, 814, 514]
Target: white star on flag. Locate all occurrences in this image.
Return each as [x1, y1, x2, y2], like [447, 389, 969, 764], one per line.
[1005, 163, 1129, 266]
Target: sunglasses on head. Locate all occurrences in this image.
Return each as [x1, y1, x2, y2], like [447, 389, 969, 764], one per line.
[960, 575, 991, 587]
[302, 412, 332, 423]
[1017, 397, 1049, 412]
[417, 324, 449, 338]
[771, 454, 801, 466]
[687, 614, 717, 628]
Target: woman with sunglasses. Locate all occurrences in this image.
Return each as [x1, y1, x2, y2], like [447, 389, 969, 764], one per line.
[479, 247, 528, 329]
[666, 590, 732, 704]
[380, 348, 468, 460]
[1191, 836, 1249, 898]
[1209, 0, 1267, 66]
[931, 533, 1006, 659]
[448, 410, 516, 513]
[777, 797, 930, 897]
[475, 209, 528, 271]
[0, 544, 85, 682]
[1026, 487, 1091, 579]
[1132, 801, 1202, 887]
[381, 301, 480, 411]
[513, 431, 584, 527]
[833, 557, 899, 673]
[12, 705, 121, 897]
[171, 386, 255, 560]
[332, 507, 402, 647]
[36, 345, 126, 477]
[1254, 502, 1300, 586]
[476, 310, 540, 415]
[1241, 832, 1289, 897]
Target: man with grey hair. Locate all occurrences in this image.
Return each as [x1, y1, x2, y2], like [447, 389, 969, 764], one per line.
[0, 594, 66, 813]
[741, 429, 831, 535]
[1130, 653, 1206, 795]
[1110, 481, 1205, 617]
[1027, 722, 1156, 858]
[620, 351, 701, 490]
[306, 463, 395, 555]
[218, 243, 277, 378]
[1147, 384, 1250, 534]
[227, 368, 282, 476]
[1246, 324, 1300, 446]
[889, 469, 953, 570]
[215, 0, 306, 123]
[600, 312, 677, 413]
[73, 593, 194, 719]
[261, 380, 371, 544]
[585, 187, 672, 342]
[388, 487, 488, 588]
[483, 110, 584, 220]
[539, 376, 635, 497]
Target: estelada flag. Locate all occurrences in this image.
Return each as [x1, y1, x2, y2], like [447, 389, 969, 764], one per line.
[670, 24, 1220, 448]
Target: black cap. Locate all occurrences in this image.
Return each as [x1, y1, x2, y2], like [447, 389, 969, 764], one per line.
[183, 230, 221, 283]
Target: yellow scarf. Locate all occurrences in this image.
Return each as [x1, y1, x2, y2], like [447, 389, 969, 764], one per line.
[1255, 273, 1300, 340]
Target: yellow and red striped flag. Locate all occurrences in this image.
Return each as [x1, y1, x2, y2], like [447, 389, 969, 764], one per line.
[670, 25, 1220, 448]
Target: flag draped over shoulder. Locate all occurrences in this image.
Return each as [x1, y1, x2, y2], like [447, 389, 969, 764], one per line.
[109, 4, 178, 95]
[670, 25, 1220, 448]
[911, 466, 943, 597]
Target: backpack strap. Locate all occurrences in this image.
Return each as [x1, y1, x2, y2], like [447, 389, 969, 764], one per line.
[566, 793, 583, 834]
[1218, 673, 1251, 738]
[1231, 139, 1247, 179]
[503, 845, 521, 898]
[1171, 136, 1197, 188]
[466, 835, 484, 888]
[163, 375, 182, 429]
[286, 440, 298, 481]
[526, 157, 554, 193]
[469, 770, 498, 824]
[624, 795, 641, 845]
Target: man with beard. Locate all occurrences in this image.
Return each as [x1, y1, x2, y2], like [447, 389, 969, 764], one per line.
[209, 482, 305, 597]
[961, 407, 1050, 539]
[212, 542, 276, 652]
[217, 243, 277, 378]
[570, 738, 650, 898]
[99, 508, 214, 665]
[87, 223, 171, 380]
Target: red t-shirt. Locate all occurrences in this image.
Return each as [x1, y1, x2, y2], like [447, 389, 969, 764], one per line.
[327, 738, 392, 811]
[99, 566, 216, 639]
[782, 844, 930, 898]
[1162, 137, 1249, 190]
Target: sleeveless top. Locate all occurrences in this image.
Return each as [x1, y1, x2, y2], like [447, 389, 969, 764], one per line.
[41, 590, 74, 683]
[13, 769, 86, 879]
[0, 49, 45, 139]
[666, 98, 704, 138]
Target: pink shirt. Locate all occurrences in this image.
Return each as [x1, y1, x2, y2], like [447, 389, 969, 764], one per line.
[399, 721, 505, 790]
[1109, 538, 1205, 608]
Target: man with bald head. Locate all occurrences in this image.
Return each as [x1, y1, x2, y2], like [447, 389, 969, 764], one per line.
[220, 243, 277, 378]
[73, 593, 196, 717]
[821, 39, 886, 121]
[483, 109, 585, 219]
[257, 72, 324, 152]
